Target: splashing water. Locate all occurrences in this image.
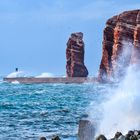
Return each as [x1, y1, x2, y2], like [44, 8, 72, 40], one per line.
[96, 65, 140, 138]
[94, 40, 140, 138]
[36, 72, 54, 78]
[6, 71, 26, 78]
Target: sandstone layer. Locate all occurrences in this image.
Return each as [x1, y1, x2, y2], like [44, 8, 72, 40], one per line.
[66, 32, 88, 77]
[99, 10, 140, 81]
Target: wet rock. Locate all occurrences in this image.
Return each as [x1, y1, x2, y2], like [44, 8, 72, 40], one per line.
[96, 134, 107, 140]
[128, 131, 134, 136]
[137, 130, 140, 135]
[130, 135, 138, 140]
[125, 134, 131, 140]
[97, 130, 140, 140]
[78, 119, 95, 140]
[118, 135, 126, 140]
[66, 32, 88, 77]
[51, 135, 61, 140]
[40, 137, 47, 140]
[115, 132, 123, 139]
[99, 9, 140, 81]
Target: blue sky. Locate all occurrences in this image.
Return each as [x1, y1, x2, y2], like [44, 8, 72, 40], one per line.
[0, 0, 140, 76]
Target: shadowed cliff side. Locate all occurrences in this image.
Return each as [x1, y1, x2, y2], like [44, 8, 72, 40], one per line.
[66, 32, 88, 77]
[99, 9, 140, 82]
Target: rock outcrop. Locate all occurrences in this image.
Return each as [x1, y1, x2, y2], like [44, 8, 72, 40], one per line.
[99, 10, 140, 81]
[96, 130, 140, 140]
[66, 32, 88, 77]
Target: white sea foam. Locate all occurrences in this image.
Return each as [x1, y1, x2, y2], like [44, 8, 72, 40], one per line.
[96, 65, 140, 138]
[36, 72, 54, 78]
[94, 40, 140, 138]
[11, 80, 20, 84]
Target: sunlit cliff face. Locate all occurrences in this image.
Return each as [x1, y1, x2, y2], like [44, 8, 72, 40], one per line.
[99, 10, 140, 82]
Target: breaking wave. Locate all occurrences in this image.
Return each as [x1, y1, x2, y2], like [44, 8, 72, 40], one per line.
[6, 71, 26, 78]
[35, 72, 54, 78]
[96, 65, 140, 138]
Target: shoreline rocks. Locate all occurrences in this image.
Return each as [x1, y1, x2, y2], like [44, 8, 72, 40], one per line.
[52, 135, 61, 140]
[96, 130, 140, 140]
[40, 137, 47, 140]
[39, 135, 61, 140]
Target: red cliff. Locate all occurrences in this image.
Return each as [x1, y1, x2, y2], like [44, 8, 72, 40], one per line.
[99, 10, 140, 81]
[66, 32, 88, 77]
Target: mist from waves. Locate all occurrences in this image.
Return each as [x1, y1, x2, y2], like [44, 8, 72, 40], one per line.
[86, 40, 140, 138]
[6, 71, 26, 78]
[94, 51, 140, 138]
[6, 71, 62, 78]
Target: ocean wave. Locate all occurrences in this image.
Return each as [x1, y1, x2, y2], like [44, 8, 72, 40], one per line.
[6, 71, 26, 78]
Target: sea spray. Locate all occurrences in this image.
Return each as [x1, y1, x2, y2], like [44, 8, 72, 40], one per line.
[96, 65, 140, 138]
[6, 71, 26, 78]
[111, 40, 133, 82]
[36, 72, 54, 78]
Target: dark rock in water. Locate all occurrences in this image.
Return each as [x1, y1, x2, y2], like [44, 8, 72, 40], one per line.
[96, 134, 107, 140]
[51, 135, 61, 140]
[78, 119, 95, 140]
[137, 130, 140, 135]
[98, 9, 140, 81]
[125, 134, 131, 140]
[66, 32, 88, 77]
[40, 137, 47, 140]
[130, 135, 138, 140]
[114, 132, 122, 139]
[97, 130, 140, 140]
[126, 130, 138, 140]
[128, 131, 134, 136]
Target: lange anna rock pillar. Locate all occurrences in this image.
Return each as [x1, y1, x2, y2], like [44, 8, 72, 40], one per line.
[66, 32, 88, 77]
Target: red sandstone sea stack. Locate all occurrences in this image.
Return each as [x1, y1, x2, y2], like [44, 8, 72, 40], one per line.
[66, 32, 88, 77]
[99, 9, 140, 81]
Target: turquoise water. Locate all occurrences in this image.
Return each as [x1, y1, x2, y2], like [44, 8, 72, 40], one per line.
[0, 82, 108, 140]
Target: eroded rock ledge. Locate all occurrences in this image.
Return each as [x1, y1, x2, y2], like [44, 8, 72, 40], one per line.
[99, 10, 140, 81]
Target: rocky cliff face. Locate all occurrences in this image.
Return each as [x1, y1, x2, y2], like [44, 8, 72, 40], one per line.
[99, 10, 140, 81]
[66, 32, 88, 77]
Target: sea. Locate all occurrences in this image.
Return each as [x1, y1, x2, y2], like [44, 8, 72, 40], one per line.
[0, 79, 109, 140]
[1, 66, 140, 140]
